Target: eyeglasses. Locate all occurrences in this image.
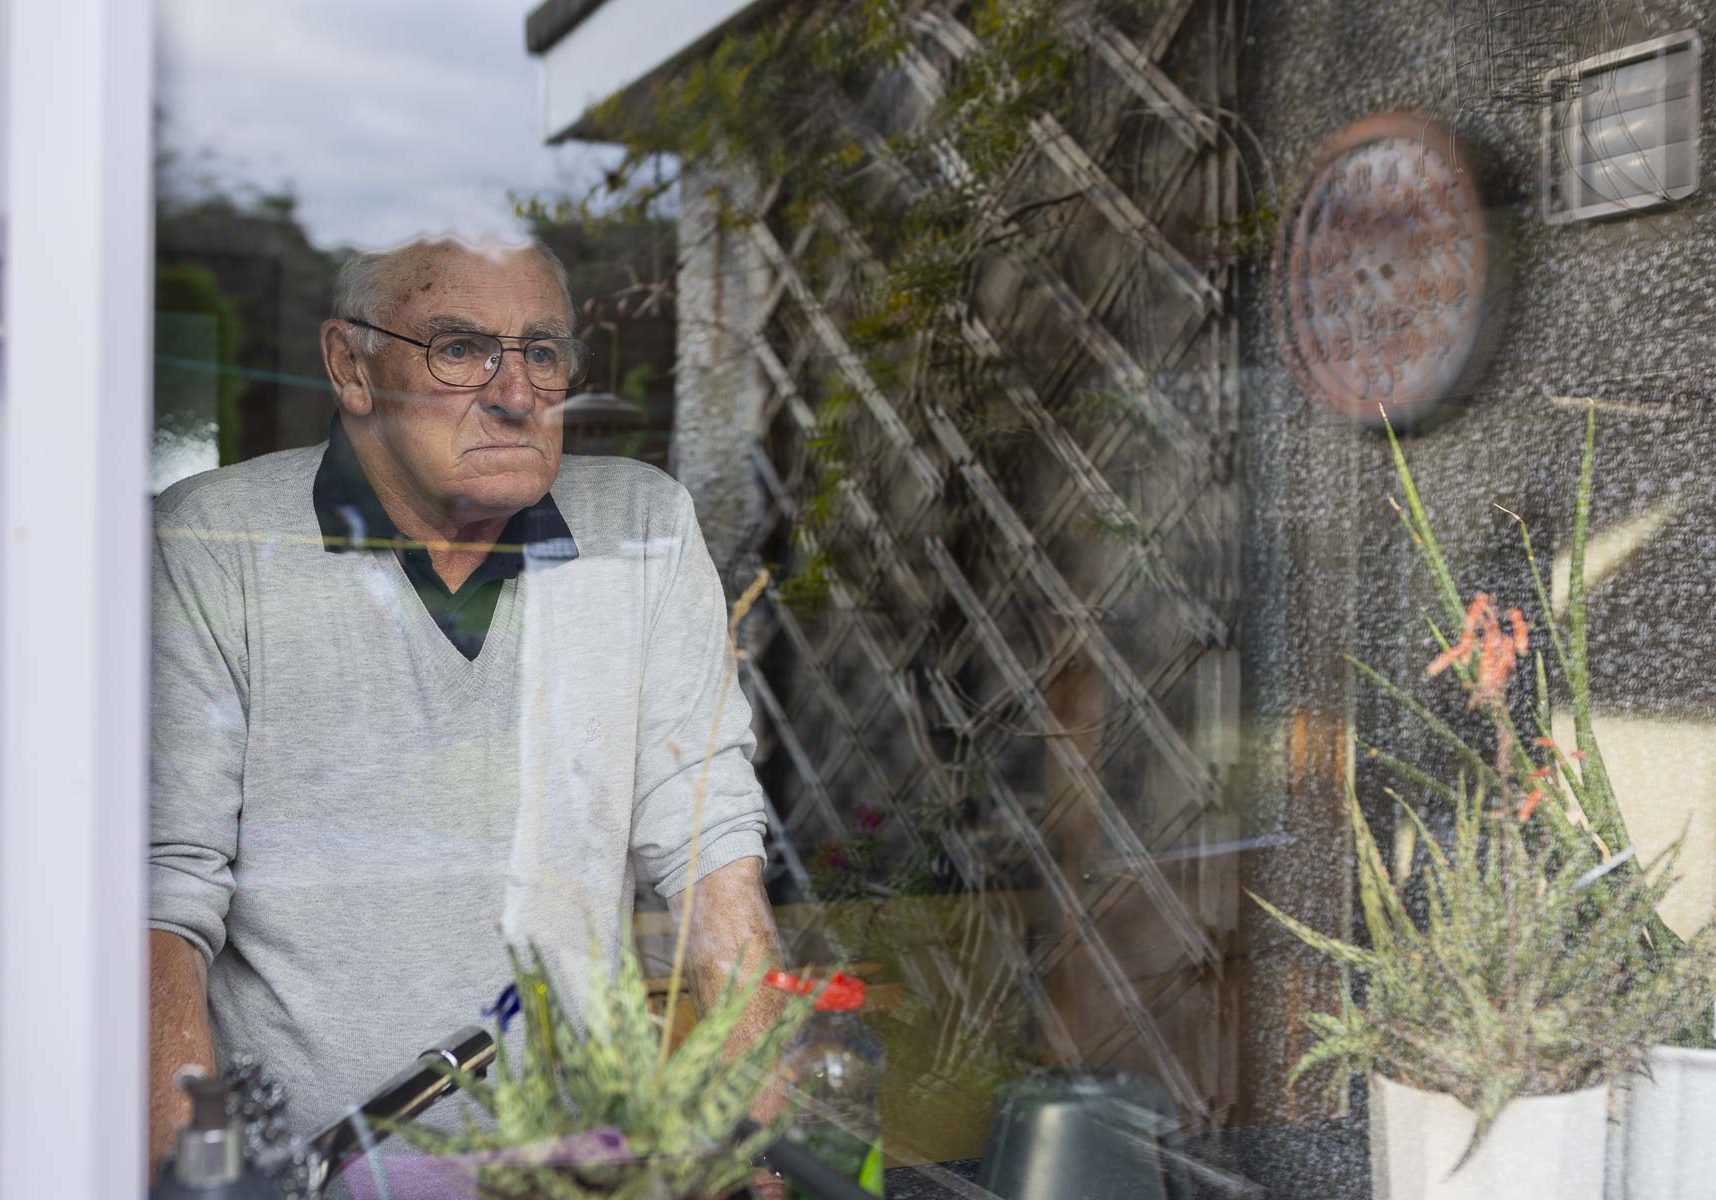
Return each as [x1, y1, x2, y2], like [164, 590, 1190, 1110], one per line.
[341, 318, 592, 393]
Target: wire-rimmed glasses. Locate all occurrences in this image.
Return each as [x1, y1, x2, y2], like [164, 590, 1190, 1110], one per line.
[342, 318, 593, 392]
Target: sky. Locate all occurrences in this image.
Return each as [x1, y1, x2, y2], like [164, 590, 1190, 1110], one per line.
[155, 0, 620, 251]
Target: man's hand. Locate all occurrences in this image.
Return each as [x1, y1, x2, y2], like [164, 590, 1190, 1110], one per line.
[148, 930, 216, 1174]
[668, 856, 792, 1068]
[668, 857, 792, 1199]
[740, 1167, 787, 1199]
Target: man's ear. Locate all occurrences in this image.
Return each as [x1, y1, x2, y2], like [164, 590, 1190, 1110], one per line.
[320, 319, 374, 417]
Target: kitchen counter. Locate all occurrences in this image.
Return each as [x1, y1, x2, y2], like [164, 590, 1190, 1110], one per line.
[883, 1158, 983, 1198]
[875, 1116, 1368, 1198]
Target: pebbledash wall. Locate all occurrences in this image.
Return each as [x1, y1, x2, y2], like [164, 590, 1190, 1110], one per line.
[1234, 1, 1716, 1194]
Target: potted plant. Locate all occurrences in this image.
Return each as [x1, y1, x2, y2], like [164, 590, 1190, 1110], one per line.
[1384, 408, 1716, 1200]
[1254, 773, 1710, 1199]
[373, 937, 811, 1200]
[1253, 407, 1716, 1199]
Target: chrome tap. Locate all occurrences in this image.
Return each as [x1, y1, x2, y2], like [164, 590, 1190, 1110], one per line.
[298, 1025, 496, 1196]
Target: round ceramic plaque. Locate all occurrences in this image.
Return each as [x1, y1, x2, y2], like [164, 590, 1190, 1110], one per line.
[1275, 113, 1495, 424]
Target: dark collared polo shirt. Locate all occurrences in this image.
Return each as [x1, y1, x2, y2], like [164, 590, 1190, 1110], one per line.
[311, 417, 578, 659]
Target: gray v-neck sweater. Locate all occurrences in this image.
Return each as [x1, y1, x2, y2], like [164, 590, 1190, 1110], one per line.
[149, 445, 767, 1141]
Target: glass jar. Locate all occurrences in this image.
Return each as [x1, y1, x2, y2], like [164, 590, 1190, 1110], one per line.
[765, 970, 885, 1197]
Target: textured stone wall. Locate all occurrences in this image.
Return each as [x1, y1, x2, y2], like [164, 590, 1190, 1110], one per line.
[1241, 0, 1716, 726]
[1234, 3, 1716, 1193]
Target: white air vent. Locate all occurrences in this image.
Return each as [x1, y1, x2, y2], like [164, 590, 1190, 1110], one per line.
[1543, 31, 1702, 224]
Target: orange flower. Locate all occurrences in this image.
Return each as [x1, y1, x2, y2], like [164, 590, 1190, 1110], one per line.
[1426, 593, 1529, 709]
[1426, 592, 1489, 678]
[1534, 738, 1588, 763]
[1519, 790, 1546, 822]
[1424, 642, 1469, 678]
[1508, 608, 1530, 656]
[1474, 613, 1510, 705]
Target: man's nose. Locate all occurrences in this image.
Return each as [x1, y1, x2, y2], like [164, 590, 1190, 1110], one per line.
[481, 348, 537, 420]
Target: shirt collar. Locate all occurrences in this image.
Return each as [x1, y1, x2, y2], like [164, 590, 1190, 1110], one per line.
[312, 416, 578, 572]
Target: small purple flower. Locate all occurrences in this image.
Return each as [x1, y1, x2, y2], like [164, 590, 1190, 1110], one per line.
[558, 1128, 631, 1168]
[469, 1129, 633, 1170]
[853, 804, 886, 833]
[482, 983, 521, 1033]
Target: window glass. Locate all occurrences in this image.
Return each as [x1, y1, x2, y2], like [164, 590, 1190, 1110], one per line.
[145, 4, 1715, 1199]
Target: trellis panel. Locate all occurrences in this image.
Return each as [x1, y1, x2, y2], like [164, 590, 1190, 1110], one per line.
[730, 0, 1244, 1127]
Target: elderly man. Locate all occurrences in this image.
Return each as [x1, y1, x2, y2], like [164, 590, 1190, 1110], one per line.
[148, 238, 784, 1182]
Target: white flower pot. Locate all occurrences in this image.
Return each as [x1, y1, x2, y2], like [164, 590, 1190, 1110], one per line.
[1370, 1073, 1607, 1200]
[1615, 1046, 1716, 1199]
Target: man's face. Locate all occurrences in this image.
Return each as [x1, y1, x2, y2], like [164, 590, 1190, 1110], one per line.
[360, 245, 569, 524]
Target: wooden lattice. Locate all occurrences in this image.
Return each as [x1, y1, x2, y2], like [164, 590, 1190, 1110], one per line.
[735, 1, 1243, 1125]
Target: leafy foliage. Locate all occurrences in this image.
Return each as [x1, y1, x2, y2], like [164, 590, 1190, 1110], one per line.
[540, 0, 1103, 600]
[396, 940, 811, 1200]
[1253, 779, 1715, 1153]
[155, 264, 248, 463]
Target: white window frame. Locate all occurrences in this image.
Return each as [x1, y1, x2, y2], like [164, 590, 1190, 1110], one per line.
[0, 0, 153, 1193]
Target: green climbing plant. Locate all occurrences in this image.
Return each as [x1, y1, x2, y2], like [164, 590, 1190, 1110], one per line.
[525, 0, 1164, 598]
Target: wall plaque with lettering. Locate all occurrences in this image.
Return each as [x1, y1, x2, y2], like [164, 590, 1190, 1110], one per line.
[1274, 113, 1498, 424]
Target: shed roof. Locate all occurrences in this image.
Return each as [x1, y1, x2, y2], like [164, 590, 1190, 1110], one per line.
[523, 0, 610, 55]
[525, 0, 779, 144]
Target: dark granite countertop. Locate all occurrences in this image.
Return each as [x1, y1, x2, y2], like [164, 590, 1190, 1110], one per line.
[874, 1117, 1369, 1199]
[883, 1158, 983, 1198]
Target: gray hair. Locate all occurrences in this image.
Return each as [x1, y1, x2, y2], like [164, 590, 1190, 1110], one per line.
[333, 238, 576, 355]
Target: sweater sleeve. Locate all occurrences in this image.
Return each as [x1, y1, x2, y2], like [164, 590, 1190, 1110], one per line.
[629, 487, 768, 898]
[149, 511, 250, 964]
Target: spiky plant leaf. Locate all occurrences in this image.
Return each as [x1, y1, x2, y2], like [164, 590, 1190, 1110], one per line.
[1247, 891, 1379, 973]
[1347, 657, 1502, 790]
[400, 933, 811, 1199]
[1366, 746, 1460, 808]
[1346, 777, 1415, 958]
[1382, 415, 1464, 627]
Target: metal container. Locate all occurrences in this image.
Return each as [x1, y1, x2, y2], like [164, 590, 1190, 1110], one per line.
[977, 1072, 1178, 1200]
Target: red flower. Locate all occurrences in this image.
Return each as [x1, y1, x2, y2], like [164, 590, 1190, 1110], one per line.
[812, 842, 852, 872]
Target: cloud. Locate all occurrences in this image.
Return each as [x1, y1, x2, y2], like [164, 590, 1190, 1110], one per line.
[156, 0, 618, 250]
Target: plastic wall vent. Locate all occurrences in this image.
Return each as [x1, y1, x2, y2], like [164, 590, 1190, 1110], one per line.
[1543, 31, 1702, 224]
